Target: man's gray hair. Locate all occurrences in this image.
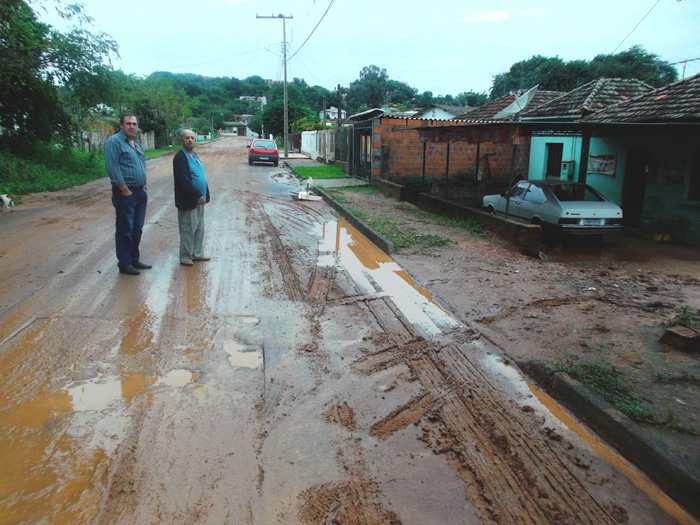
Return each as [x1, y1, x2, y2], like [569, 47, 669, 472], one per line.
[179, 129, 195, 140]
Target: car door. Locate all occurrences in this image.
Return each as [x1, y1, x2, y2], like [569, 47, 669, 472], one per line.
[519, 183, 548, 223]
[504, 182, 528, 219]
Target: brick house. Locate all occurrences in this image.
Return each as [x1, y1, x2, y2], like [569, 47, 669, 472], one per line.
[359, 89, 565, 202]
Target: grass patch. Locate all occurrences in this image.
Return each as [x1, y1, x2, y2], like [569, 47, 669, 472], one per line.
[292, 165, 349, 179]
[666, 306, 700, 331]
[395, 203, 486, 237]
[557, 357, 699, 436]
[653, 372, 700, 387]
[326, 188, 347, 204]
[346, 207, 369, 221]
[0, 142, 106, 195]
[145, 146, 178, 159]
[367, 218, 454, 251]
[556, 355, 653, 422]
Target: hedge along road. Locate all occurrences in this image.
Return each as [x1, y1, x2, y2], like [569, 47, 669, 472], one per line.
[0, 136, 689, 524]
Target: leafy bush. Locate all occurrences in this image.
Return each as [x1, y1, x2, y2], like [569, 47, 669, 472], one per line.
[455, 167, 476, 181]
[403, 175, 431, 193]
[0, 142, 106, 195]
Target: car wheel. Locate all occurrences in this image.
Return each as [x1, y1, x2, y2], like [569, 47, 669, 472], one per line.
[486, 205, 495, 214]
[248, 159, 253, 165]
[274, 161, 279, 167]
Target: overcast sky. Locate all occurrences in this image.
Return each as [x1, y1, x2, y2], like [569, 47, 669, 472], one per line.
[39, 0, 700, 96]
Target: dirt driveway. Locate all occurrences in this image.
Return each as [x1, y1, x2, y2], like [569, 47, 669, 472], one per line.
[0, 137, 696, 523]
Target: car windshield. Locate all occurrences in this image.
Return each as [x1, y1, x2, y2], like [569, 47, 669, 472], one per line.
[549, 184, 603, 202]
[254, 140, 276, 149]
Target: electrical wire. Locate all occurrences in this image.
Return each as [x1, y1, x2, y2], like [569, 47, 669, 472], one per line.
[289, 0, 336, 62]
[612, 0, 661, 53]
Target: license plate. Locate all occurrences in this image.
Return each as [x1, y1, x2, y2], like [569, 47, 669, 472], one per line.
[583, 219, 604, 225]
[260, 156, 269, 160]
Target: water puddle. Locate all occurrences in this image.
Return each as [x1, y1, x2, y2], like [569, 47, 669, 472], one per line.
[224, 340, 263, 368]
[315, 218, 460, 336]
[66, 374, 124, 412]
[65, 368, 198, 411]
[155, 369, 200, 387]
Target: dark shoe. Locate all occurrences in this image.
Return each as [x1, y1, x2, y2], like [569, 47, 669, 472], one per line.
[193, 256, 210, 262]
[119, 265, 140, 275]
[180, 260, 194, 266]
[132, 261, 152, 269]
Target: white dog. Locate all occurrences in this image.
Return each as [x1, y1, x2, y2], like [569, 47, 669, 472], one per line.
[1, 194, 14, 211]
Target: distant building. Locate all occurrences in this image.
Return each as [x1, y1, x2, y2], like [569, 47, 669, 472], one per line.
[221, 121, 248, 136]
[319, 106, 347, 125]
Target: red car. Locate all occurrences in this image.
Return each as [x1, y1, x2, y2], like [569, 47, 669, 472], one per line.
[247, 139, 279, 166]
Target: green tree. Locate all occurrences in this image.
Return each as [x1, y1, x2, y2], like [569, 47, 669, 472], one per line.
[590, 45, 677, 87]
[386, 80, 417, 105]
[261, 99, 307, 137]
[0, 0, 64, 139]
[345, 65, 389, 111]
[490, 47, 677, 98]
[0, 0, 118, 142]
[456, 91, 489, 107]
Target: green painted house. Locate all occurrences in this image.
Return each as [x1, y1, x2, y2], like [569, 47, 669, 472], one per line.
[520, 76, 700, 242]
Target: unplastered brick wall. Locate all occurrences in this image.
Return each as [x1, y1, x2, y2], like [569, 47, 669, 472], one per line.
[371, 117, 531, 182]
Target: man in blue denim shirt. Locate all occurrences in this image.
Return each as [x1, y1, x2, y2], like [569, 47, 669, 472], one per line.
[104, 113, 152, 275]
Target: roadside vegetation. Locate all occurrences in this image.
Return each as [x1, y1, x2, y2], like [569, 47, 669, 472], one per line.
[666, 306, 700, 331]
[0, 142, 105, 196]
[557, 354, 699, 436]
[145, 146, 179, 159]
[395, 203, 486, 237]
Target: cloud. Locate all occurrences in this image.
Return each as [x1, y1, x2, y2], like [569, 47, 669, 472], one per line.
[463, 11, 511, 23]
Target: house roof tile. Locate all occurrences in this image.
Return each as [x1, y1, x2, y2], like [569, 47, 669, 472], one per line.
[454, 90, 565, 121]
[589, 74, 700, 122]
[522, 78, 653, 119]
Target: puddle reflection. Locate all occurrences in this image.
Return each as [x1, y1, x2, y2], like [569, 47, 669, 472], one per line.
[223, 340, 263, 368]
[316, 218, 460, 336]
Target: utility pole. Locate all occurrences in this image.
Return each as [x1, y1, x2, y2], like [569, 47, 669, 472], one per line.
[337, 84, 342, 125]
[257, 13, 293, 158]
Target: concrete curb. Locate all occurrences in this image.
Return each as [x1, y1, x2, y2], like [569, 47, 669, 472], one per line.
[312, 186, 397, 254]
[517, 358, 700, 519]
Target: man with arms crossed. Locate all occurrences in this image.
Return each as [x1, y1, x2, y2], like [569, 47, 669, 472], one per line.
[104, 113, 151, 275]
[173, 129, 211, 266]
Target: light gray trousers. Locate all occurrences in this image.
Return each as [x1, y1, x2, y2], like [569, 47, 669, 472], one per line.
[178, 203, 205, 262]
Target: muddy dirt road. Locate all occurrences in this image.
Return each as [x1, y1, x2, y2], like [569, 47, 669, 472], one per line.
[0, 137, 690, 523]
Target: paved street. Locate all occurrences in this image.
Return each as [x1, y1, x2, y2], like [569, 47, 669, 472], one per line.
[0, 136, 687, 523]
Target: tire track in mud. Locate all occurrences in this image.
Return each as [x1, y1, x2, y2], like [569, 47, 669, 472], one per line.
[299, 400, 400, 524]
[245, 200, 305, 302]
[357, 338, 617, 524]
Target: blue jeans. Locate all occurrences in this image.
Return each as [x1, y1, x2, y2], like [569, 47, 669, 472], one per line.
[112, 185, 147, 268]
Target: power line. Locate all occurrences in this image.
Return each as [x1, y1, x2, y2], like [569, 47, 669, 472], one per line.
[612, 0, 661, 53]
[289, 0, 335, 62]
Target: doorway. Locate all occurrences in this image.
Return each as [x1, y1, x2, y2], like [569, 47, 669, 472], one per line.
[621, 148, 650, 227]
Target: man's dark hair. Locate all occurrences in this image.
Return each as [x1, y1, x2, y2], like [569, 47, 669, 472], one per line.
[119, 113, 138, 125]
